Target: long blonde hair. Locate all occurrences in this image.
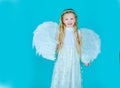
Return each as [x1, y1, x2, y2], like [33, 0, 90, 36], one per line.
[56, 9, 81, 54]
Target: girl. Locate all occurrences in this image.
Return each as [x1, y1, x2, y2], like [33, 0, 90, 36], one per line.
[51, 9, 84, 88]
[33, 9, 100, 88]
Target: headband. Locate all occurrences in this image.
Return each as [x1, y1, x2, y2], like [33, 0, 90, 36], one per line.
[62, 9, 75, 14]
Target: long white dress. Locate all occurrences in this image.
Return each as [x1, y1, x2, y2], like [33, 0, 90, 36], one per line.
[50, 27, 82, 88]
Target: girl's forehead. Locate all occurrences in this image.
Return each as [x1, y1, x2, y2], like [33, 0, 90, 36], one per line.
[63, 13, 75, 18]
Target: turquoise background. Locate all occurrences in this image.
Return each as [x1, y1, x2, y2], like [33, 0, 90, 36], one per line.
[0, 0, 120, 88]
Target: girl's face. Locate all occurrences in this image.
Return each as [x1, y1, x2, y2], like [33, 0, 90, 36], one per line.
[63, 13, 76, 27]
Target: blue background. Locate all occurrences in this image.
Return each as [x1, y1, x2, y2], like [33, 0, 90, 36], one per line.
[0, 0, 120, 88]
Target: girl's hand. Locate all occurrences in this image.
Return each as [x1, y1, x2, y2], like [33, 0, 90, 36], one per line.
[84, 63, 90, 66]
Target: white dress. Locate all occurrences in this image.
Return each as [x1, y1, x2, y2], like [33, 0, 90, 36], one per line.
[50, 27, 82, 88]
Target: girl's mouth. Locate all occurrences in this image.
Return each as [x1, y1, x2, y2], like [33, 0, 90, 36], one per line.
[67, 23, 72, 25]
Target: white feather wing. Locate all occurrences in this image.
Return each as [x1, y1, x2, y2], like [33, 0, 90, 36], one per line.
[33, 21, 59, 60]
[79, 28, 101, 63]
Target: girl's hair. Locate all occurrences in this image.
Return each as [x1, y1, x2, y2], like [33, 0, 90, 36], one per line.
[56, 9, 81, 54]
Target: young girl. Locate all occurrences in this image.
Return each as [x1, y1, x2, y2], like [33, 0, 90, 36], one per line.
[33, 9, 100, 88]
[51, 9, 89, 88]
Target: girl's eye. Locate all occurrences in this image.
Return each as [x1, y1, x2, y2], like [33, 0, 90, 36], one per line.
[71, 18, 74, 20]
[65, 18, 68, 20]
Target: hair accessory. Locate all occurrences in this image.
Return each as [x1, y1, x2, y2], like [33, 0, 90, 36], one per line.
[62, 9, 75, 14]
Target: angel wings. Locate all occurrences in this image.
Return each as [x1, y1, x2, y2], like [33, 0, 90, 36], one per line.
[32, 21, 101, 64]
